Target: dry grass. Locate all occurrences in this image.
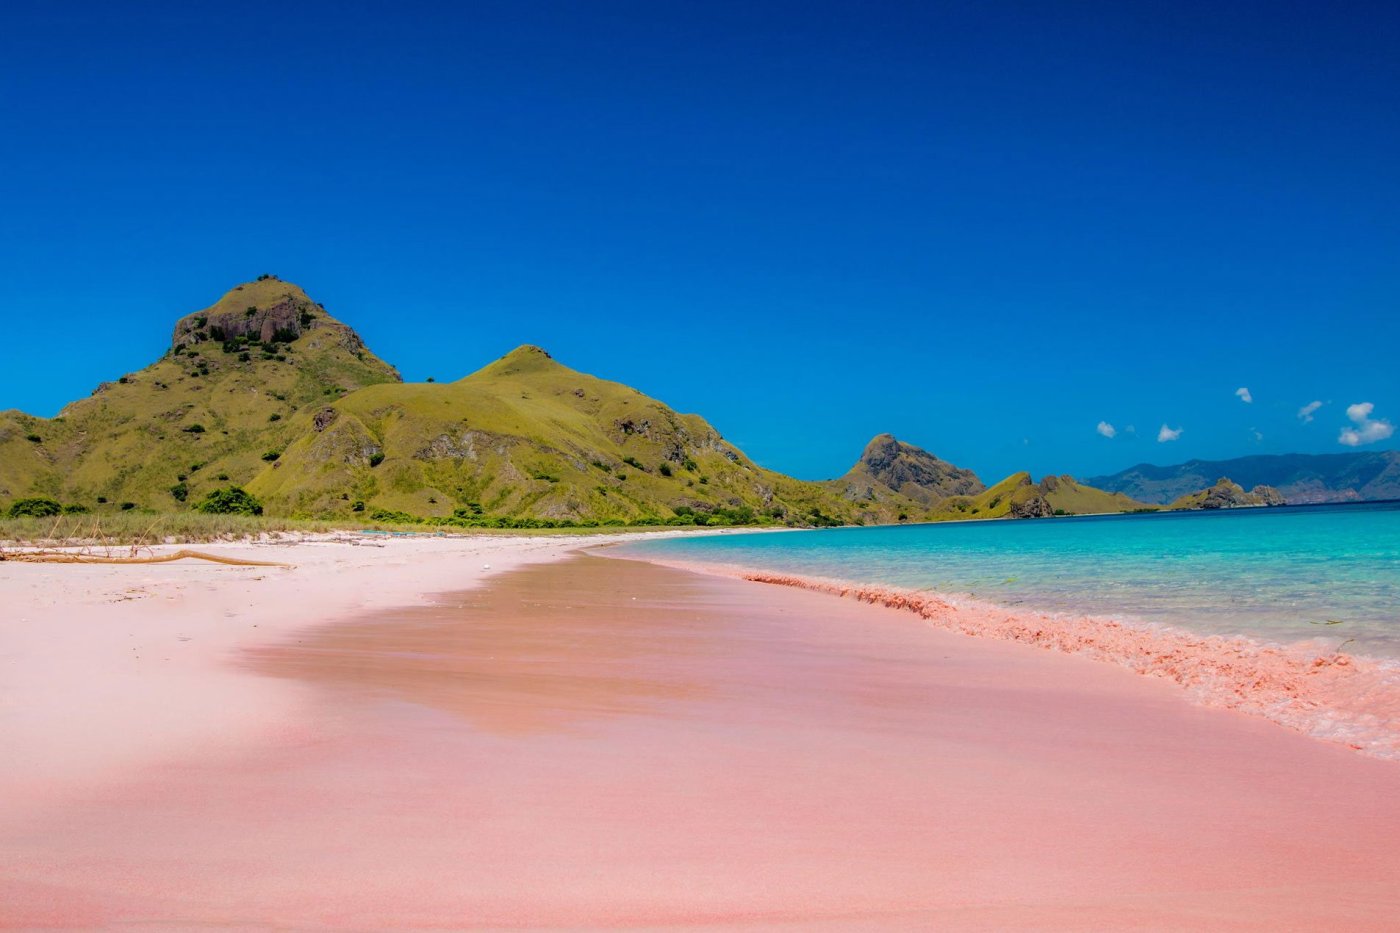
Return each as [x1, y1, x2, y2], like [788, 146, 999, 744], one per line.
[0, 511, 339, 548]
[0, 511, 694, 548]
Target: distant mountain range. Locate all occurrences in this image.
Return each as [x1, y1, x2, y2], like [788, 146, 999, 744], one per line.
[2, 277, 1281, 527]
[1086, 452, 1400, 505]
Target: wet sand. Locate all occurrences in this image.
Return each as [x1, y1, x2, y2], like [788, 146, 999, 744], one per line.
[4, 552, 1400, 929]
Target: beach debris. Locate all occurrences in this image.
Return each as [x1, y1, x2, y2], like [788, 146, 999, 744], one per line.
[1307, 619, 1345, 626]
[0, 548, 292, 568]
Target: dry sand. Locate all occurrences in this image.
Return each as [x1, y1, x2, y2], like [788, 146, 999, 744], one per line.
[2, 537, 1399, 929]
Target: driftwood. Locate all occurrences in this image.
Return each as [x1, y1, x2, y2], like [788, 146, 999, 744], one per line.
[0, 548, 291, 568]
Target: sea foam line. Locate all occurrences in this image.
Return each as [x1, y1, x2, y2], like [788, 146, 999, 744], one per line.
[628, 556, 1400, 760]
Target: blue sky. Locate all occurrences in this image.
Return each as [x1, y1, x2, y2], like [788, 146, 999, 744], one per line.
[1, 1, 1396, 482]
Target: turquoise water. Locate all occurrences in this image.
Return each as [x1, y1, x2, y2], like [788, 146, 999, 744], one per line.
[618, 502, 1400, 661]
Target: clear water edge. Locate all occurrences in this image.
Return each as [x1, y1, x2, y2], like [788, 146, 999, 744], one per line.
[618, 502, 1400, 662]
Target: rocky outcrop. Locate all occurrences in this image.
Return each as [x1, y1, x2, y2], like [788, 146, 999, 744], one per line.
[1008, 491, 1054, 518]
[172, 295, 311, 350]
[1170, 477, 1287, 510]
[836, 433, 984, 505]
[312, 408, 338, 432]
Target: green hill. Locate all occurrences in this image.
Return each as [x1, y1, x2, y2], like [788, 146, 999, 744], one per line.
[0, 277, 1161, 528]
[924, 472, 1157, 520]
[0, 277, 399, 513]
[249, 344, 918, 526]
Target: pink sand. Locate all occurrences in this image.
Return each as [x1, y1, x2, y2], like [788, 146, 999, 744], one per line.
[3, 546, 1400, 929]
[636, 556, 1400, 760]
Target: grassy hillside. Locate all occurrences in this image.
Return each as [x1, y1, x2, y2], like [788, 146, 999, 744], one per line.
[250, 345, 925, 526]
[924, 472, 1156, 520]
[0, 277, 1160, 529]
[0, 277, 399, 514]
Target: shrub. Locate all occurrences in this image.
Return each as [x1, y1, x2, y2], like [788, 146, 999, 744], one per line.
[426, 377, 436, 383]
[216, 473, 230, 481]
[299, 310, 314, 327]
[7, 497, 62, 519]
[170, 482, 189, 502]
[658, 463, 673, 477]
[352, 500, 365, 512]
[96, 496, 108, 504]
[195, 486, 263, 516]
[120, 502, 137, 511]
[591, 460, 611, 472]
[682, 458, 698, 471]
[261, 450, 281, 462]
[268, 413, 282, 422]
[698, 476, 709, 485]
[62, 504, 89, 514]
[183, 424, 206, 434]
[238, 352, 251, 363]
[368, 453, 385, 467]
[368, 507, 419, 524]
[24, 433, 41, 443]
[622, 456, 645, 471]
[245, 306, 257, 316]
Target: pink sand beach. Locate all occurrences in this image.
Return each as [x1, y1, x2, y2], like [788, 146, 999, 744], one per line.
[3, 537, 1399, 929]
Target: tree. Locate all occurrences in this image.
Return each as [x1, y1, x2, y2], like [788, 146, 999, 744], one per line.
[6, 497, 62, 519]
[194, 487, 263, 516]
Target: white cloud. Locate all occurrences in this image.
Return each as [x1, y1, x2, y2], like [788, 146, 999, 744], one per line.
[1157, 424, 1183, 443]
[1236, 387, 1253, 403]
[1339, 402, 1395, 447]
[1096, 421, 1116, 439]
[1252, 428, 1264, 441]
[1298, 400, 1323, 423]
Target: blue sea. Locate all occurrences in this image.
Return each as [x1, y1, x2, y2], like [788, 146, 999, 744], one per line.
[618, 502, 1400, 662]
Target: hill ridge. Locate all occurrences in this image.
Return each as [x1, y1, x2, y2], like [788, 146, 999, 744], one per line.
[1087, 451, 1400, 504]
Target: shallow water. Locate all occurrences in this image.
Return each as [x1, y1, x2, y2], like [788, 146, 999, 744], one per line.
[618, 502, 1400, 660]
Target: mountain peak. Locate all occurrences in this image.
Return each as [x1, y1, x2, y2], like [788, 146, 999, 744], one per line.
[171, 277, 326, 351]
[504, 344, 553, 361]
[469, 344, 566, 380]
[838, 433, 985, 505]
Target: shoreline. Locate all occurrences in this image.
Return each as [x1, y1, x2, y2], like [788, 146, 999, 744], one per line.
[4, 549, 1400, 928]
[598, 551, 1400, 760]
[0, 529, 717, 813]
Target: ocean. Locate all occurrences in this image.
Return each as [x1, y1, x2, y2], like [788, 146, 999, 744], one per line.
[615, 501, 1400, 755]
